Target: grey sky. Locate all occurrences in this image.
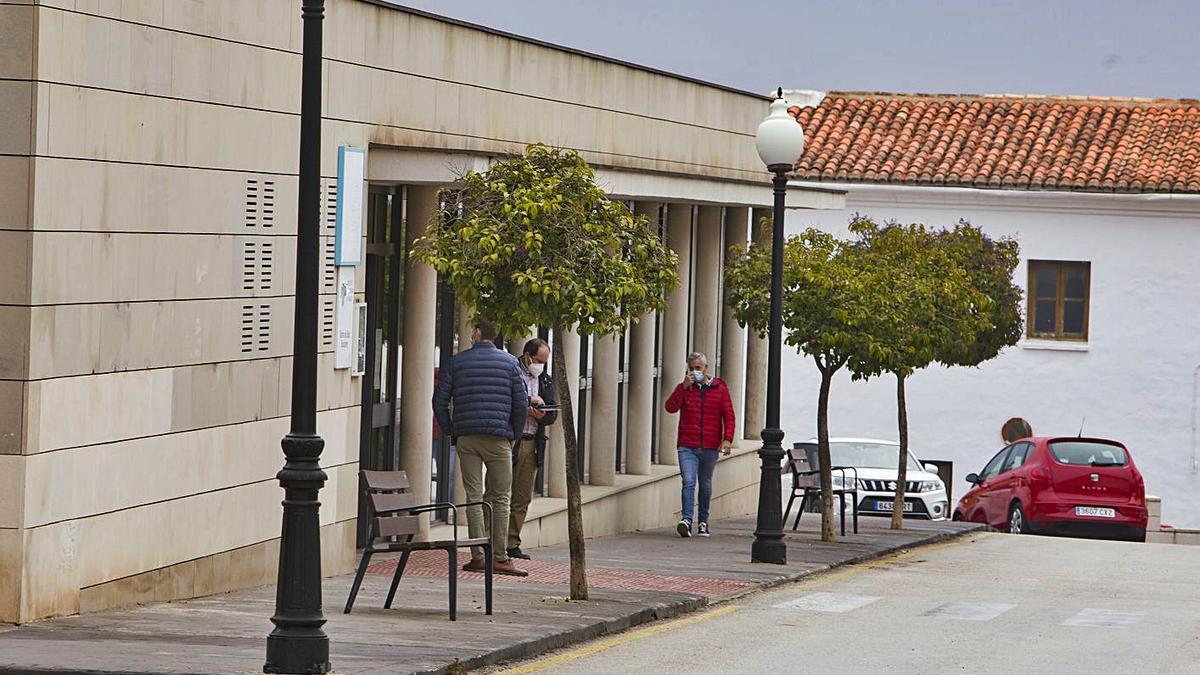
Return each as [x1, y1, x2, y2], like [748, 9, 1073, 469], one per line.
[396, 0, 1199, 99]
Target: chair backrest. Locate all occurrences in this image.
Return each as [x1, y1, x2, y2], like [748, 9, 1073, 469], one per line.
[797, 442, 820, 471]
[789, 442, 819, 487]
[361, 470, 420, 541]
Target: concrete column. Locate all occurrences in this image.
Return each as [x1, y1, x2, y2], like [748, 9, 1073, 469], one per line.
[453, 303, 473, 500]
[721, 207, 749, 441]
[692, 206, 723, 364]
[546, 327, 579, 497]
[657, 204, 693, 464]
[587, 334, 619, 485]
[625, 201, 657, 475]
[743, 208, 771, 440]
[398, 186, 439, 536]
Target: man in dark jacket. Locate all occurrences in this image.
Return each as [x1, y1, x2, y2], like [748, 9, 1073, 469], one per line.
[664, 351, 735, 538]
[433, 318, 529, 576]
[507, 338, 558, 560]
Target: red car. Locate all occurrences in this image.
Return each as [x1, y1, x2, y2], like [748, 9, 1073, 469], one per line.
[953, 437, 1147, 542]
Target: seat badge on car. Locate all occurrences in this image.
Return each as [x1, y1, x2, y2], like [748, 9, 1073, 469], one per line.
[1090, 474, 1099, 482]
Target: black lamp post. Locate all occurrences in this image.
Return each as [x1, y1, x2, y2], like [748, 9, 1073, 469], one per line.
[750, 88, 805, 565]
[264, 1, 330, 673]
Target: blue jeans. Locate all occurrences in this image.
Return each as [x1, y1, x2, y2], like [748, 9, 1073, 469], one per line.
[678, 447, 719, 524]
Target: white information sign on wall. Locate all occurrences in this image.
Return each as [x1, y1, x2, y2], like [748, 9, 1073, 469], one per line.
[335, 146, 365, 265]
[334, 266, 356, 369]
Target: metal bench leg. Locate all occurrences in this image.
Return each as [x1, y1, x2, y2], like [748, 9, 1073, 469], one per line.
[838, 494, 846, 537]
[784, 491, 797, 528]
[852, 497, 859, 534]
[447, 546, 458, 621]
[793, 493, 806, 530]
[483, 543, 493, 616]
[344, 550, 373, 614]
[384, 549, 411, 610]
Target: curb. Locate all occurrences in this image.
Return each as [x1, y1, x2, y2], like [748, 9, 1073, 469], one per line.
[424, 524, 986, 674]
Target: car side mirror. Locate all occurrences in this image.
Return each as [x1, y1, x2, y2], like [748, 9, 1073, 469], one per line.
[965, 472, 980, 485]
[923, 463, 940, 475]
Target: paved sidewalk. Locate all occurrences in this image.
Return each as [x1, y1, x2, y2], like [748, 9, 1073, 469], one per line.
[0, 516, 982, 675]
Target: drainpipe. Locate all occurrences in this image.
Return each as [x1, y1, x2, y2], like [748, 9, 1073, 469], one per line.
[1193, 365, 1200, 475]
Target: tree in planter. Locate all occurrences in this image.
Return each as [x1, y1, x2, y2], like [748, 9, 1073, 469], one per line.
[415, 144, 678, 599]
[843, 218, 988, 529]
[726, 228, 888, 543]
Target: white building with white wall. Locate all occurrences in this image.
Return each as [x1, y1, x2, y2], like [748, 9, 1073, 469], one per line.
[778, 91, 1200, 527]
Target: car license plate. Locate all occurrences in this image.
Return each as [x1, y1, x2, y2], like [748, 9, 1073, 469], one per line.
[877, 501, 913, 512]
[1075, 506, 1116, 518]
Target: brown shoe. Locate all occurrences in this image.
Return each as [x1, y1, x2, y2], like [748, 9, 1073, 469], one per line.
[492, 559, 529, 577]
[461, 558, 486, 572]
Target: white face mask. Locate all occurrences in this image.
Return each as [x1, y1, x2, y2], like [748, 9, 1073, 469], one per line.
[529, 362, 545, 377]
[691, 369, 705, 383]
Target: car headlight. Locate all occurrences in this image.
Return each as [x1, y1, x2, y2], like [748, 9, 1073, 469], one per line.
[919, 480, 943, 493]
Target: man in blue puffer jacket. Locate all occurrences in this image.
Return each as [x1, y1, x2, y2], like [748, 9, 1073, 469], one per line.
[433, 318, 530, 576]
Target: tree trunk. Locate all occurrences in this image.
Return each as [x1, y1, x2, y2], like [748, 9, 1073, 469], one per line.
[816, 361, 836, 543]
[891, 374, 908, 530]
[552, 324, 588, 600]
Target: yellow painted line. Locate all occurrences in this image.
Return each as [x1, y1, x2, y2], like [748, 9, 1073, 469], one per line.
[495, 604, 742, 674]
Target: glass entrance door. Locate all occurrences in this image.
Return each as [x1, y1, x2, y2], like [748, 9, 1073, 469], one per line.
[357, 187, 403, 546]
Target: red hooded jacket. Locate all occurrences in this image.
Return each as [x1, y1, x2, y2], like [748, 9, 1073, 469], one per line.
[665, 377, 735, 450]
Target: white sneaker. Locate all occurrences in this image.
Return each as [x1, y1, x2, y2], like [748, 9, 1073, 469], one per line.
[677, 519, 692, 538]
[697, 522, 710, 537]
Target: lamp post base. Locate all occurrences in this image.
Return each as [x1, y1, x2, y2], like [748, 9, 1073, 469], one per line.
[265, 634, 331, 674]
[751, 427, 787, 565]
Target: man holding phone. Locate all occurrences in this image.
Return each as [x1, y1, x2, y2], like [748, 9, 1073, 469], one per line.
[664, 351, 735, 538]
[507, 338, 558, 560]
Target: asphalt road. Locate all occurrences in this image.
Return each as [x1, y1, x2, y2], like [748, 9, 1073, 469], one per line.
[491, 532, 1200, 674]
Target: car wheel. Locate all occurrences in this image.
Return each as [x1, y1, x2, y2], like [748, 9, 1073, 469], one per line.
[1008, 503, 1027, 535]
[1125, 527, 1147, 543]
[952, 511, 963, 522]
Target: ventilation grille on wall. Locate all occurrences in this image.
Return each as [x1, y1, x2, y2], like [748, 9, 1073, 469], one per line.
[242, 239, 276, 293]
[323, 179, 337, 236]
[320, 296, 335, 347]
[245, 178, 277, 229]
[241, 303, 272, 353]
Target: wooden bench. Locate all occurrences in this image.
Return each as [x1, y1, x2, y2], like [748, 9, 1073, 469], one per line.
[344, 469, 493, 620]
[784, 442, 859, 536]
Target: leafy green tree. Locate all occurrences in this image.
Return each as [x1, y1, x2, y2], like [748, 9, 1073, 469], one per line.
[934, 222, 1024, 368]
[416, 144, 678, 599]
[843, 218, 988, 529]
[727, 227, 887, 542]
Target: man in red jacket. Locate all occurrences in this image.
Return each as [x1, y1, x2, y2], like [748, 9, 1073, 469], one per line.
[664, 351, 734, 537]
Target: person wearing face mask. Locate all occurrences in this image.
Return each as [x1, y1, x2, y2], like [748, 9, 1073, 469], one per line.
[506, 338, 558, 560]
[664, 351, 735, 538]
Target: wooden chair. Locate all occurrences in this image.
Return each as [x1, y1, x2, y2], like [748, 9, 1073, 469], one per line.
[784, 442, 859, 536]
[344, 469, 492, 620]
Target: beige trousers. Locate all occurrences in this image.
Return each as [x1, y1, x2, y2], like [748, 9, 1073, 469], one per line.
[507, 439, 538, 550]
[456, 434, 513, 562]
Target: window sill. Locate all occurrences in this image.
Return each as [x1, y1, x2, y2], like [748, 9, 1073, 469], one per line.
[1020, 339, 1090, 352]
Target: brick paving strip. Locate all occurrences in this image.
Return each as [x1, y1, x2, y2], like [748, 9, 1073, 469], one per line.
[0, 516, 983, 675]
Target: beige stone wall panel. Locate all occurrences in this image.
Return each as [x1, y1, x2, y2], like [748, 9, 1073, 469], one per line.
[0, 231, 32, 305]
[21, 354, 357, 455]
[72, 461, 355, 589]
[21, 405, 358, 528]
[36, 7, 301, 114]
[0, 80, 34, 155]
[0, 306, 31, 380]
[26, 297, 295, 379]
[29, 233, 298, 304]
[31, 158, 298, 235]
[0, 528, 20, 623]
[0, 455, 24, 528]
[20, 520, 82, 620]
[0, 5, 35, 80]
[0, 381, 24, 454]
[0, 156, 32, 231]
[43, 84, 297, 172]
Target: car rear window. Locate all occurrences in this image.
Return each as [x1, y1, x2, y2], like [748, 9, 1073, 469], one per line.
[1048, 441, 1128, 467]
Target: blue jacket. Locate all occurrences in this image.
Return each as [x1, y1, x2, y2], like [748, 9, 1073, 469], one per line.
[432, 342, 528, 441]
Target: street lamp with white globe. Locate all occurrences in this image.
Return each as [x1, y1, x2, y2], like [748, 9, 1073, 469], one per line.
[750, 88, 805, 565]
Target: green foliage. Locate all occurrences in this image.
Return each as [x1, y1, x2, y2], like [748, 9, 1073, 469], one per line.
[415, 144, 678, 336]
[843, 216, 990, 380]
[934, 222, 1024, 367]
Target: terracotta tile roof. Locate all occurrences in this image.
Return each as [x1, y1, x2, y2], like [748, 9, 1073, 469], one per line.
[788, 92, 1200, 194]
